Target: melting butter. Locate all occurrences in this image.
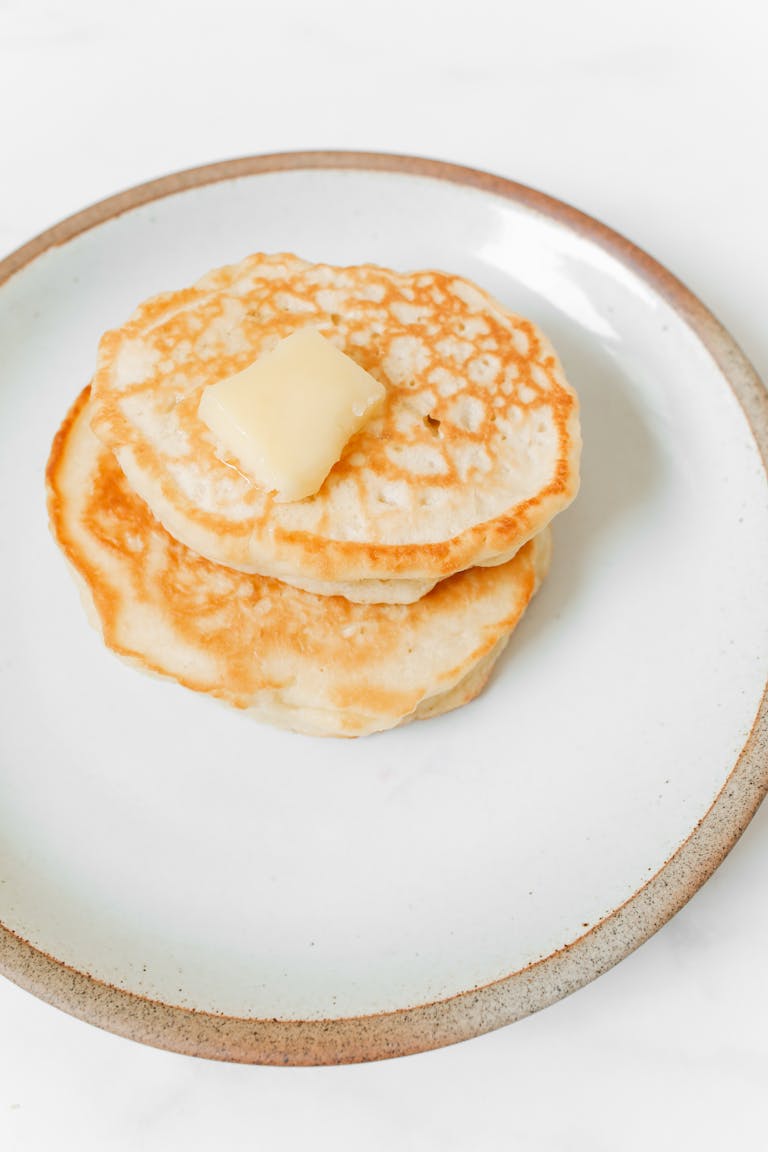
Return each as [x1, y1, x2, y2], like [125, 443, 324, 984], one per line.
[198, 328, 385, 501]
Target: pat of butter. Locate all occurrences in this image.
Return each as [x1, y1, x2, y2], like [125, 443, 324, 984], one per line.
[198, 328, 385, 501]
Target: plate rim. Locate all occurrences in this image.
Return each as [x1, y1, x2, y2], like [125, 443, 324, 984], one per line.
[1, 149, 766, 1065]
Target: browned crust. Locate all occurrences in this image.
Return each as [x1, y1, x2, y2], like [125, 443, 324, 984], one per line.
[45, 387, 90, 571]
[2, 151, 767, 1064]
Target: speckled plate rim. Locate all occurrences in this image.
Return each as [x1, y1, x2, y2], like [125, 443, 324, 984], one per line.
[1, 151, 766, 1065]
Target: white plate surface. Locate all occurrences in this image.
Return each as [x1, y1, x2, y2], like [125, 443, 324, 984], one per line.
[0, 156, 766, 1053]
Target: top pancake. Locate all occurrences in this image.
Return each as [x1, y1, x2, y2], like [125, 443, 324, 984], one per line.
[90, 253, 579, 599]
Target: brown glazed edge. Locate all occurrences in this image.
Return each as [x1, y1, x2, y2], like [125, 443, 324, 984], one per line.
[0, 151, 766, 1065]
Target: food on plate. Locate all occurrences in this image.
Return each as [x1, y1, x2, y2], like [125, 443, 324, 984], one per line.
[46, 253, 579, 736]
[46, 389, 551, 738]
[89, 253, 580, 604]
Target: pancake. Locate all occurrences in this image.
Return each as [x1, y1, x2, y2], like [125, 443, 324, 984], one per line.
[90, 253, 578, 602]
[47, 389, 552, 738]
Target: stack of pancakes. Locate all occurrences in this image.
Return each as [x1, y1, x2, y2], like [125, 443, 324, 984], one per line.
[46, 255, 580, 737]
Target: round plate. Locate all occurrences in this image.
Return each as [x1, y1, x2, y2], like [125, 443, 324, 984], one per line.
[0, 152, 766, 1065]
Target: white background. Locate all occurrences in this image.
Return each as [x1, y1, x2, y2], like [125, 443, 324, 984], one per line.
[1, 1, 766, 1148]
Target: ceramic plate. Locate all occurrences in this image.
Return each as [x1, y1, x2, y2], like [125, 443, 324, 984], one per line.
[0, 153, 766, 1065]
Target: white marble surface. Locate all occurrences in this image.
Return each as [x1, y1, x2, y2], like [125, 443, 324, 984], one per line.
[1, 0, 766, 1148]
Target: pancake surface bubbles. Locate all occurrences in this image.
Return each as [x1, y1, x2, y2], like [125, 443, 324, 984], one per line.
[47, 390, 551, 738]
[89, 254, 579, 600]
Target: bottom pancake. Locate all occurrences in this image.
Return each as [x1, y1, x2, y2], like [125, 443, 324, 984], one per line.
[46, 390, 551, 737]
